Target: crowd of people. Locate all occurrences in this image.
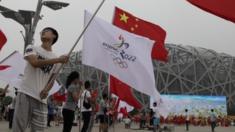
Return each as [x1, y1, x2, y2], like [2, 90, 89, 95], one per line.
[2, 84, 235, 132]
[1, 92, 235, 132]
[158, 113, 234, 127]
[128, 107, 235, 132]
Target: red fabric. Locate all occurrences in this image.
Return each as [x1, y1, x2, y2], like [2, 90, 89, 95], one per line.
[91, 89, 98, 99]
[113, 7, 168, 61]
[114, 98, 120, 111]
[91, 89, 99, 112]
[110, 76, 142, 109]
[113, 98, 120, 119]
[120, 107, 128, 118]
[0, 65, 10, 71]
[53, 92, 66, 102]
[0, 30, 7, 50]
[187, 0, 235, 23]
[95, 104, 99, 113]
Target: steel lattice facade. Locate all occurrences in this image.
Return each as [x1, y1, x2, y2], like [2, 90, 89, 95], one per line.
[59, 44, 235, 115]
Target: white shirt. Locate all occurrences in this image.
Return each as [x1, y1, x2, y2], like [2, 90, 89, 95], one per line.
[19, 45, 58, 104]
[185, 112, 190, 121]
[210, 112, 217, 122]
[8, 97, 16, 109]
[81, 89, 92, 112]
[153, 107, 160, 118]
[123, 118, 131, 124]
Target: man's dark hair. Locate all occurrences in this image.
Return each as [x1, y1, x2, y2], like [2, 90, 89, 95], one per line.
[211, 109, 214, 112]
[102, 93, 108, 100]
[84, 80, 91, 89]
[185, 109, 188, 112]
[153, 102, 157, 107]
[42, 27, 59, 44]
[65, 71, 79, 88]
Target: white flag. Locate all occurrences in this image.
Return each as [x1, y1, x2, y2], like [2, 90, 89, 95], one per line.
[119, 100, 134, 113]
[0, 51, 61, 95]
[0, 51, 25, 85]
[82, 11, 161, 105]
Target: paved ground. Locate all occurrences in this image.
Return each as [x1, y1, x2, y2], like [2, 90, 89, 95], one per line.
[0, 121, 235, 132]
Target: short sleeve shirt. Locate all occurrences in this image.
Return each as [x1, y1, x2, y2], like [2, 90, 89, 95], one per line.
[97, 99, 106, 115]
[81, 89, 92, 112]
[153, 107, 160, 118]
[210, 112, 217, 122]
[19, 45, 58, 103]
[63, 85, 79, 111]
[185, 112, 190, 121]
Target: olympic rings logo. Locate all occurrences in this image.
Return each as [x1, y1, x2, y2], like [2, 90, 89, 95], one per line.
[113, 57, 128, 69]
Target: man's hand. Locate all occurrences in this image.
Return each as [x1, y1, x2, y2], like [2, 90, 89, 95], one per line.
[58, 55, 69, 64]
[40, 82, 53, 99]
[4, 84, 9, 92]
[40, 89, 49, 100]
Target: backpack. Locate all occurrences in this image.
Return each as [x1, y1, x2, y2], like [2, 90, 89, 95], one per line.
[83, 91, 91, 109]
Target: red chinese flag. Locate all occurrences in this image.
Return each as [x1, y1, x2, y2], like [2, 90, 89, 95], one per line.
[0, 30, 7, 50]
[111, 7, 167, 109]
[113, 7, 168, 61]
[0, 65, 10, 71]
[187, 0, 235, 23]
[110, 76, 142, 109]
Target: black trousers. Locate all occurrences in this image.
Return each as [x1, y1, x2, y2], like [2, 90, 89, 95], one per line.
[185, 121, 189, 131]
[140, 119, 146, 129]
[8, 109, 14, 129]
[81, 111, 91, 132]
[62, 109, 75, 132]
[211, 122, 216, 132]
[150, 117, 154, 126]
[47, 114, 53, 126]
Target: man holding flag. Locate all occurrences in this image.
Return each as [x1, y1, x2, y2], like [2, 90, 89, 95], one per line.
[12, 27, 68, 132]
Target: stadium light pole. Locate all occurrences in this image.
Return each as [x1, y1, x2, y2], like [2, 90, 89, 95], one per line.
[0, 0, 69, 52]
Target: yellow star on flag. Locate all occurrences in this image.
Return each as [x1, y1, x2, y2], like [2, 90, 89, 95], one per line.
[120, 13, 129, 23]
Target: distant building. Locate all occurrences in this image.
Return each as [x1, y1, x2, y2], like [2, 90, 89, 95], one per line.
[59, 44, 235, 115]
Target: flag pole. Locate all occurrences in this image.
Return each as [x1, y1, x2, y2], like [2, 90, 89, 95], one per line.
[42, 0, 107, 96]
[108, 75, 115, 132]
[78, 87, 85, 132]
[67, 0, 106, 56]
[108, 75, 110, 132]
[108, 76, 116, 132]
[79, 97, 81, 132]
[78, 65, 84, 132]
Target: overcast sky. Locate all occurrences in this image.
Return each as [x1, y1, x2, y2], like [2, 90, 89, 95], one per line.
[0, 0, 235, 60]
